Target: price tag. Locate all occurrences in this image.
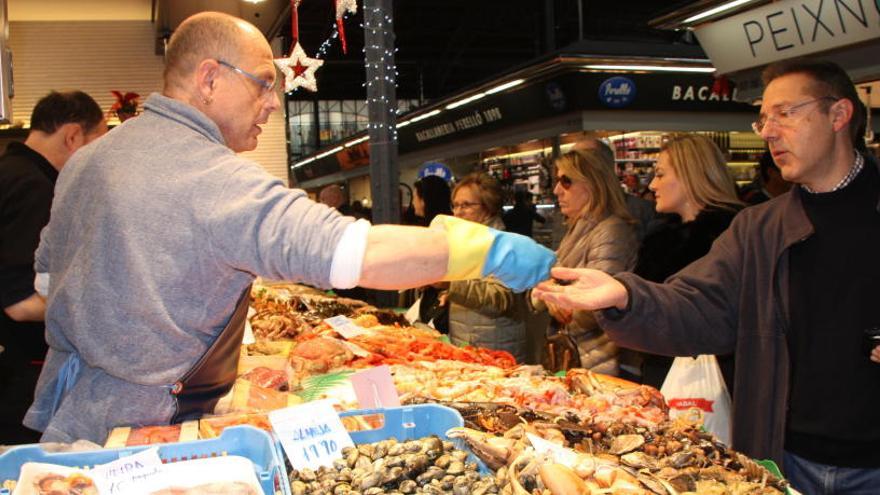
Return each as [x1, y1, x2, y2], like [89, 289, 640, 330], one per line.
[324, 315, 370, 339]
[92, 447, 165, 495]
[270, 399, 355, 470]
[350, 365, 401, 409]
[526, 433, 578, 468]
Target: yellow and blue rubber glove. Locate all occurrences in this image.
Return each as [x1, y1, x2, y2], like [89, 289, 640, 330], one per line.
[430, 214, 556, 292]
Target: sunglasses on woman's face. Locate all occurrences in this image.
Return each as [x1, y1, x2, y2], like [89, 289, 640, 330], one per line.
[556, 175, 573, 190]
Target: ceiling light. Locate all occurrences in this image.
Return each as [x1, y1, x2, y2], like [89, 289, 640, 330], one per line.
[292, 156, 316, 169]
[446, 93, 486, 110]
[683, 0, 759, 24]
[243, 0, 266, 4]
[344, 136, 369, 147]
[315, 146, 343, 160]
[584, 64, 715, 73]
[485, 79, 525, 94]
[397, 120, 412, 128]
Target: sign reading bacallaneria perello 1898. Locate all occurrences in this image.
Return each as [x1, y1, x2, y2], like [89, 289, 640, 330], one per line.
[694, 0, 880, 74]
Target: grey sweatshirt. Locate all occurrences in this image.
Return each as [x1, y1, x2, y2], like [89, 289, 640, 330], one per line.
[25, 93, 353, 442]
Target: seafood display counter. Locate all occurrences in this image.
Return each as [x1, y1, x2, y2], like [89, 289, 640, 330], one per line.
[1, 283, 793, 494]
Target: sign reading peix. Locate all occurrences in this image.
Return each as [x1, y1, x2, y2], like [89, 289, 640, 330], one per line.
[695, 0, 880, 74]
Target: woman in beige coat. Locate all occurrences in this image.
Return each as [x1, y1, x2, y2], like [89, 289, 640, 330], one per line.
[444, 173, 529, 363]
[535, 148, 638, 375]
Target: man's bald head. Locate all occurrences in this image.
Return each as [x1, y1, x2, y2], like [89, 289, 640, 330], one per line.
[163, 11, 267, 92]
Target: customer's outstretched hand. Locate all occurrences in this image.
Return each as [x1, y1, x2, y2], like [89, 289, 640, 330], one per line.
[533, 267, 629, 311]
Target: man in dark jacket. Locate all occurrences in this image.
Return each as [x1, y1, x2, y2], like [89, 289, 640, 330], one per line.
[533, 59, 879, 494]
[0, 91, 106, 443]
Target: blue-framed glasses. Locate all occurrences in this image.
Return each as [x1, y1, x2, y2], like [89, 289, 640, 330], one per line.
[217, 60, 275, 95]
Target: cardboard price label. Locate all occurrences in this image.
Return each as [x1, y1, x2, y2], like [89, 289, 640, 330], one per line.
[324, 315, 370, 339]
[91, 447, 165, 495]
[350, 365, 400, 409]
[270, 399, 355, 470]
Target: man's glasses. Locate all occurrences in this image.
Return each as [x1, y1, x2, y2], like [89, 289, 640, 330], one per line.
[555, 175, 573, 190]
[452, 201, 481, 211]
[217, 60, 276, 96]
[751, 96, 837, 134]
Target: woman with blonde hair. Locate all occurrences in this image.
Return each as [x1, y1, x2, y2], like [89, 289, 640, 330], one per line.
[444, 173, 529, 362]
[534, 148, 638, 375]
[637, 133, 744, 390]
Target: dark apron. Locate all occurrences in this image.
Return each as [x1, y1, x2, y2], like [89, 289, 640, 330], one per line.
[170, 285, 251, 423]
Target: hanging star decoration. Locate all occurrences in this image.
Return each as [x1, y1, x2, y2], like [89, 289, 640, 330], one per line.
[275, 41, 324, 92]
[335, 0, 357, 18]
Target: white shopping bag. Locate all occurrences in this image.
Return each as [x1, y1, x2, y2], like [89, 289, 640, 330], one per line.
[660, 354, 732, 446]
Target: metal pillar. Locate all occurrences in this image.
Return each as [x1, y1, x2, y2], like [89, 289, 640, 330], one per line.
[363, 0, 400, 308]
[364, 0, 399, 226]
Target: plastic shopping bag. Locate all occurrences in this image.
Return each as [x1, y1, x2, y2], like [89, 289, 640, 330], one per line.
[661, 354, 732, 446]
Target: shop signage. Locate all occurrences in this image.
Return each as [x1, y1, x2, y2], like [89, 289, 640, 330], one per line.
[293, 71, 755, 185]
[695, 0, 880, 74]
[414, 107, 504, 144]
[598, 76, 637, 108]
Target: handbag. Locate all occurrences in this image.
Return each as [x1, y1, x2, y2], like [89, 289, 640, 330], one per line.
[542, 330, 582, 373]
[661, 354, 732, 445]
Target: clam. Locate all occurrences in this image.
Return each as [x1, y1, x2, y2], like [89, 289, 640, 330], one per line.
[434, 453, 452, 469]
[621, 451, 660, 470]
[415, 466, 446, 485]
[398, 479, 417, 494]
[290, 480, 308, 495]
[609, 433, 646, 455]
[447, 460, 465, 475]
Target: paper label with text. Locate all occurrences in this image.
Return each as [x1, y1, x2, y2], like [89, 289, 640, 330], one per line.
[270, 399, 355, 470]
[92, 447, 164, 495]
[324, 315, 370, 339]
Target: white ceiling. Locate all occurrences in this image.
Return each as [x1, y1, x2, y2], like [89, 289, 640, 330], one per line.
[8, 0, 152, 21]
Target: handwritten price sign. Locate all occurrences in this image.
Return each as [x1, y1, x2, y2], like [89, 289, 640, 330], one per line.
[270, 399, 355, 470]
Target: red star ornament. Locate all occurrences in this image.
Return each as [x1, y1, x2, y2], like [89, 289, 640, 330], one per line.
[275, 42, 324, 93]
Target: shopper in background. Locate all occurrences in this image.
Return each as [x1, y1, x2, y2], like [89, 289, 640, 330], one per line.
[634, 134, 743, 392]
[532, 148, 637, 375]
[0, 91, 107, 444]
[318, 183, 352, 216]
[533, 59, 879, 493]
[445, 174, 528, 362]
[26, 12, 555, 444]
[410, 175, 452, 226]
[409, 175, 453, 333]
[502, 189, 546, 238]
[573, 137, 658, 243]
[739, 150, 793, 205]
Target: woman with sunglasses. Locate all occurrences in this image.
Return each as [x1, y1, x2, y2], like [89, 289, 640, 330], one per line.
[636, 134, 744, 391]
[435, 173, 530, 362]
[535, 148, 638, 375]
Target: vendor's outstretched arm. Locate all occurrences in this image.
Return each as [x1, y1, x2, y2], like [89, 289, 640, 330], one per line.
[354, 217, 556, 292]
[359, 225, 448, 289]
[532, 267, 629, 311]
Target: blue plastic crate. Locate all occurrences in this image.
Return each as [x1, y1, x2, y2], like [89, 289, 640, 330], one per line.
[0, 425, 288, 495]
[339, 403, 464, 444]
[336, 404, 492, 474]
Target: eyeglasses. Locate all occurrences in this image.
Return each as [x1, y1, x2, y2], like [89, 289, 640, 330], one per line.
[451, 201, 482, 211]
[217, 60, 276, 96]
[555, 175, 573, 190]
[751, 96, 838, 134]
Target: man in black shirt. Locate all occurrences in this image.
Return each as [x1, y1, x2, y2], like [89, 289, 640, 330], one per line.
[532, 59, 879, 494]
[0, 91, 106, 443]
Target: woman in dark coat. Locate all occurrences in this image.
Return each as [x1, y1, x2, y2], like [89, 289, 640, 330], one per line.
[636, 134, 744, 391]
